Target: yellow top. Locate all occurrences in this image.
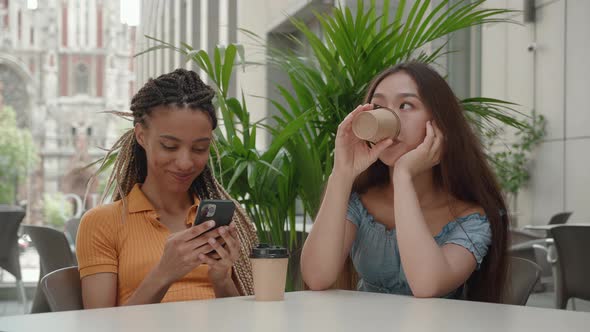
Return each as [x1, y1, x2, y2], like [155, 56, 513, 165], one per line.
[76, 184, 215, 305]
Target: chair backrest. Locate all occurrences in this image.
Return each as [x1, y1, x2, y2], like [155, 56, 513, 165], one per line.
[505, 256, 541, 306]
[548, 212, 572, 225]
[509, 229, 543, 246]
[22, 225, 76, 276]
[64, 217, 81, 246]
[550, 225, 590, 307]
[41, 266, 83, 312]
[0, 207, 26, 279]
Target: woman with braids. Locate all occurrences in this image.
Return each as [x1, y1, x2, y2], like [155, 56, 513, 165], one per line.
[301, 62, 509, 302]
[76, 69, 257, 308]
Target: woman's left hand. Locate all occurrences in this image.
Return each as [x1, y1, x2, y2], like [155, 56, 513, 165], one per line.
[394, 121, 444, 179]
[199, 223, 241, 285]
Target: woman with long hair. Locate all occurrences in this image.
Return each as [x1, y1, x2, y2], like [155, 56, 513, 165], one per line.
[301, 62, 508, 302]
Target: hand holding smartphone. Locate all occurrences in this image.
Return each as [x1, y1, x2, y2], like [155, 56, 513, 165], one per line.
[193, 199, 236, 231]
[193, 200, 236, 260]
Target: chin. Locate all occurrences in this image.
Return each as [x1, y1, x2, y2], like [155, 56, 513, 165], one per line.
[165, 175, 197, 193]
[378, 146, 407, 167]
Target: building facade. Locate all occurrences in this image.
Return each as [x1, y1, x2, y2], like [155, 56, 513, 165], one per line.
[0, 0, 135, 222]
[135, 0, 237, 89]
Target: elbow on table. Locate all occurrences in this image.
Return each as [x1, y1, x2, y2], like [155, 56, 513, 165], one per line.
[410, 282, 443, 299]
[305, 278, 333, 291]
[301, 268, 335, 291]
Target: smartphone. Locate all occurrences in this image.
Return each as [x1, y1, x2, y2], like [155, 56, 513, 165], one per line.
[193, 199, 236, 231]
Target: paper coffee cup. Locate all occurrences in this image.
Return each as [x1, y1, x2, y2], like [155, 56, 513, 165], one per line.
[352, 108, 401, 143]
[250, 244, 289, 301]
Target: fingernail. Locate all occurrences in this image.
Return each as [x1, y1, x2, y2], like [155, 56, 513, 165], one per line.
[208, 238, 216, 244]
[208, 221, 215, 227]
[219, 227, 226, 234]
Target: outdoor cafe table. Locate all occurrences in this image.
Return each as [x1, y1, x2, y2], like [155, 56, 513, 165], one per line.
[1, 290, 589, 331]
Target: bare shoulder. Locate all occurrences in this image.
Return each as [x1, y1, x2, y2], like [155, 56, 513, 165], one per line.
[452, 200, 485, 219]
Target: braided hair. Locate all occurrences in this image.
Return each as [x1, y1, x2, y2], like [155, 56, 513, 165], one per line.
[94, 68, 257, 296]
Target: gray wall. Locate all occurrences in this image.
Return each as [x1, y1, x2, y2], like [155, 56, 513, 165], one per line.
[480, 0, 590, 226]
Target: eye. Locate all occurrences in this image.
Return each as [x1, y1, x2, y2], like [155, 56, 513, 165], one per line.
[372, 103, 385, 110]
[400, 102, 413, 110]
[160, 143, 177, 151]
[192, 144, 210, 153]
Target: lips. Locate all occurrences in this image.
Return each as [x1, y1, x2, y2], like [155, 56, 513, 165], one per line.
[170, 172, 194, 183]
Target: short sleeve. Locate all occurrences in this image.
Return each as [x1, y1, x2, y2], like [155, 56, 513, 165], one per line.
[443, 214, 492, 270]
[76, 205, 120, 278]
[346, 192, 364, 227]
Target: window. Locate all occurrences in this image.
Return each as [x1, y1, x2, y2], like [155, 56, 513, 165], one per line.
[75, 63, 89, 95]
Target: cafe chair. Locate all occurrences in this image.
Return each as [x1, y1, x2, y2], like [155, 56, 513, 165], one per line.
[41, 266, 83, 312]
[550, 225, 590, 310]
[22, 225, 77, 313]
[505, 256, 541, 306]
[0, 207, 28, 311]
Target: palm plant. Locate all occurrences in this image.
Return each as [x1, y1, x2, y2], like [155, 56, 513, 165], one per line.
[262, 0, 526, 222]
[92, 0, 531, 263]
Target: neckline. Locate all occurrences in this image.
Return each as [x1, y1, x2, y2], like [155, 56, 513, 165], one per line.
[352, 192, 486, 237]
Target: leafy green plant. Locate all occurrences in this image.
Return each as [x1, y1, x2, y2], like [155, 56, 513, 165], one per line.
[259, 0, 527, 223]
[96, 0, 532, 256]
[0, 106, 38, 204]
[42, 192, 74, 228]
[133, 42, 311, 249]
[486, 114, 546, 195]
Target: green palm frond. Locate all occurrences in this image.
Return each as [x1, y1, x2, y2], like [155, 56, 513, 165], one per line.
[90, 1, 530, 255]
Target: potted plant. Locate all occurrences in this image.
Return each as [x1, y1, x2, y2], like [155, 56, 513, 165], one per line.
[484, 114, 546, 227]
[101, 0, 532, 291]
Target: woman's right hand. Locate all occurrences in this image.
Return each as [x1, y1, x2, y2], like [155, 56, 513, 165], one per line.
[155, 220, 219, 286]
[333, 104, 394, 178]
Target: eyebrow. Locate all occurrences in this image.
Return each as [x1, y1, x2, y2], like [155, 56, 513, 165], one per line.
[372, 92, 420, 99]
[159, 135, 211, 143]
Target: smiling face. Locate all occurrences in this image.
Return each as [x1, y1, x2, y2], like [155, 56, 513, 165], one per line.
[369, 71, 433, 166]
[134, 105, 213, 193]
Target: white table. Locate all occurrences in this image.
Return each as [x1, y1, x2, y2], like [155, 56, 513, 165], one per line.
[1, 290, 589, 331]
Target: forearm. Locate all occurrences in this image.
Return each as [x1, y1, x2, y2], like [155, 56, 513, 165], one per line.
[393, 171, 452, 297]
[301, 172, 354, 289]
[123, 266, 172, 306]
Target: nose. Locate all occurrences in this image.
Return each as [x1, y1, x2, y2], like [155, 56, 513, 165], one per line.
[175, 149, 194, 171]
[388, 106, 402, 118]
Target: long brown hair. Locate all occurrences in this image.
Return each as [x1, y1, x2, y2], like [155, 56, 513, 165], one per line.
[353, 62, 509, 303]
[92, 68, 257, 295]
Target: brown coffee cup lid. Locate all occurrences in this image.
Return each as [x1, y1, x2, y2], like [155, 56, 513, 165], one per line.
[250, 243, 289, 258]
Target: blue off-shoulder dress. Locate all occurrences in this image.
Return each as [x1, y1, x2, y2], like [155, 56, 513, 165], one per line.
[346, 192, 492, 298]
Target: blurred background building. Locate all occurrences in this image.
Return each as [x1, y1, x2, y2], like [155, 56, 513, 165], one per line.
[0, 0, 135, 222]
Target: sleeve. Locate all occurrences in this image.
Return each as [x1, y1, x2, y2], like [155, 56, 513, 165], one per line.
[76, 205, 119, 278]
[443, 214, 492, 270]
[346, 192, 364, 228]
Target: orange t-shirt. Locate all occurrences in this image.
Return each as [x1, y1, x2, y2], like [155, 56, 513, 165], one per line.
[76, 184, 215, 305]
